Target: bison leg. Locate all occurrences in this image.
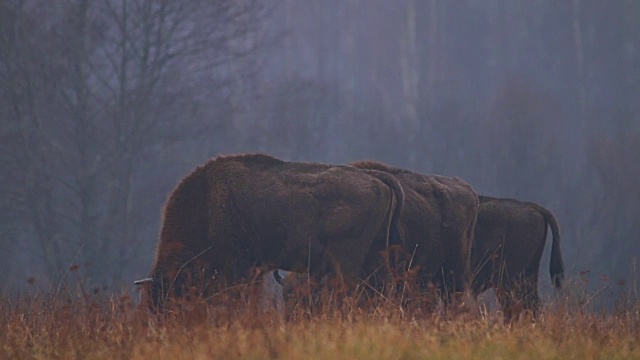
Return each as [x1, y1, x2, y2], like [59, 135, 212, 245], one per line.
[439, 262, 469, 311]
[521, 274, 541, 320]
[495, 283, 524, 324]
[496, 275, 540, 323]
[322, 249, 362, 295]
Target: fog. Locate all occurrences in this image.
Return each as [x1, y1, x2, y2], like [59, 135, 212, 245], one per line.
[1, 0, 638, 303]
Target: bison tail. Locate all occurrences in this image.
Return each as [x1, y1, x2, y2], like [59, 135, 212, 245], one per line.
[362, 170, 405, 248]
[534, 204, 565, 290]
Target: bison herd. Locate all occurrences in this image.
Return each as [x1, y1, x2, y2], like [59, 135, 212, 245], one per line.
[135, 153, 564, 322]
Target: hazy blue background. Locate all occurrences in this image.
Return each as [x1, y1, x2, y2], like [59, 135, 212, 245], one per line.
[1, 0, 638, 305]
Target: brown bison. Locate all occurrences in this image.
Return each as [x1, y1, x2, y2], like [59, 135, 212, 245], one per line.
[471, 196, 564, 322]
[349, 161, 479, 307]
[136, 154, 404, 310]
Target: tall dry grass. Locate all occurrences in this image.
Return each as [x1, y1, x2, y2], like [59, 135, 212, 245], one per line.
[1, 278, 638, 360]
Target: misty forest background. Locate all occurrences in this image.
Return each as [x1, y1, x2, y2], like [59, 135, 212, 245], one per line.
[1, 0, 638, 303]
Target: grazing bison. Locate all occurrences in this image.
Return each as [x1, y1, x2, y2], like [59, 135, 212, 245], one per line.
[136, 154, 404, 310]
[350, 161, 479, 307]
[471, 196, 564, 322]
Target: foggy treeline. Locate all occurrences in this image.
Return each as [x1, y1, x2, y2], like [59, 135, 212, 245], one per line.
[1, 0, 638, 298]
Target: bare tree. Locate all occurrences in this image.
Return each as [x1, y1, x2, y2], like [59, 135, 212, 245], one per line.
[0, 0, 67, 281]
[0, 0, 266, 289]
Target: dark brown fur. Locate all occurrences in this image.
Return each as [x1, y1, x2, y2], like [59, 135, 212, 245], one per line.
[350, 161, 479, 306]
[471, 196, 564, 322]
[142, 154, 404, 309]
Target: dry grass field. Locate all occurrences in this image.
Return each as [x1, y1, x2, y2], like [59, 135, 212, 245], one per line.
[1, 280, 638, 360]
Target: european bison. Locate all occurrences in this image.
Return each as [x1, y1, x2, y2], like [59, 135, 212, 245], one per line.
[350, 161, 479, 307]
[136, 154, 404, 310]
[471, 196, 564, 322]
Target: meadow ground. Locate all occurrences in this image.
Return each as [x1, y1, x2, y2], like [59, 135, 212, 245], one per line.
[1, 282, 638, 360]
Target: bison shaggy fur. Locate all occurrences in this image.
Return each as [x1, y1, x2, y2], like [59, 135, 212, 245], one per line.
[141, 154, 404, 310]
[350, 161, 479, 307]
[471, 196, 564, 322]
